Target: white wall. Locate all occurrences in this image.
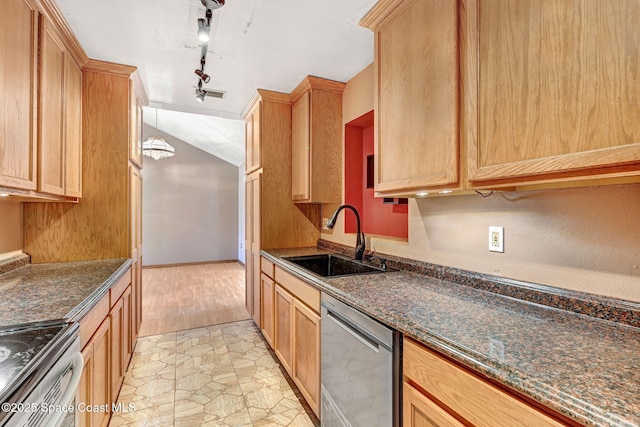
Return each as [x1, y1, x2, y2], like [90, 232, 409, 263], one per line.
[142, 125, 239, 266]
[238, 164, 245, 264]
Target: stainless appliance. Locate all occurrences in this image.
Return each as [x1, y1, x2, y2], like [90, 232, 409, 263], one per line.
[321, 293, 401, 426]
[0, 321, 83, 427]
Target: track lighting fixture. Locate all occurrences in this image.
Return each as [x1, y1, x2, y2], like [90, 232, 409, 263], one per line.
[197, 18, 209, 42]
[195, 80, 207, 103]
[193, 1, 224, 104]
[200, 0, 225, 10]
[195, 69, 210, 83]
[195, 88, 207, 103]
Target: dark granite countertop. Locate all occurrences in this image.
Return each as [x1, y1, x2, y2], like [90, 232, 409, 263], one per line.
[262, 247, 640, 427]
[0, 258, 132, 326]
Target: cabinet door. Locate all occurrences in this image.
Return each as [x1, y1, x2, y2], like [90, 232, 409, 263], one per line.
[467, 0, 640, 185]
[38, 19, 66, 195]
[133, 254, 143, 340]
[403, 382, 465, 427]
[245, 100, 262, 174]
[244, 177, 253, 317]
[122, 286, 133, 372]
[292, 299, 320, 417]
[78, 341, 93, 427]
[110, 297, 124, 398]
[260, 273, 275, 348]
[251, 174, 261, 326]
[129, 80, 143, 168]
[0, 0, 38, 190]
[274, 284, 293, 374]
[64, 54, 82, 197]
[372, 0, 459, 193]
[245, 172, 262, 321]
[291, 91, 311, 201]
[92, 318, 111, 427]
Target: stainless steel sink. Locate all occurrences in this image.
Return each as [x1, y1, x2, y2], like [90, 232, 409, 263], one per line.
[282, 253, 390, 277]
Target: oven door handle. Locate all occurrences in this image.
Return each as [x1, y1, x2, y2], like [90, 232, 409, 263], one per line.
[49, 352, 84, 427]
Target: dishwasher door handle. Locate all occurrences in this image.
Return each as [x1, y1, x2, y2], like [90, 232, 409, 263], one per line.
[324, 307, 392, 353]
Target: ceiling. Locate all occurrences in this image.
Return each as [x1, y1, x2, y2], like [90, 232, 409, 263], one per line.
[55, 0, 378, 164]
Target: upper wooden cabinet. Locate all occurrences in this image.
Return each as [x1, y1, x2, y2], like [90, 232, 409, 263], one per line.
[64, 52, 83, 197]
[362, 0, 640, 193]
[244, 99, 262, 175]
[361, 0, 460, 196]
[38, 18, 66, 196]
[0, 0, 38, 191]
[465, 0, 640, 187]
[129, 79, 144, 169]
[1, 0, 86, 200]
[290, 76, 345, 203]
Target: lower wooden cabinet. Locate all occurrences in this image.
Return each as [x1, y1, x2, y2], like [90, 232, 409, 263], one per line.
[109, 297, 124, 398]
[292, 299, 320, 415]
[270, 266, 321, 417]
[260, 273, 275, 347]
[274, 284, 294, 374]
[78, 267, 136, 427]
[79, 317, 111, 427]
[403, 381, 464, 427]
[403, 338, 566, 427]
[122, 286, 133, 370]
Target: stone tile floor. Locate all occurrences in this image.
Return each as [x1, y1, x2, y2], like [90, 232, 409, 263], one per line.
[109, 320, 319, 426]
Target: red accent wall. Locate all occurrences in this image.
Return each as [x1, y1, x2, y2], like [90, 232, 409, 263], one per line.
[345, 111, 408, 238]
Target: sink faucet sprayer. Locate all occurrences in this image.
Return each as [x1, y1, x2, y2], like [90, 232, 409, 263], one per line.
[326, 205, 365, 261]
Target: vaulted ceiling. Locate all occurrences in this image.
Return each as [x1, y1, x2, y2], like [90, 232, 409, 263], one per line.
[55, 0, 378, 164]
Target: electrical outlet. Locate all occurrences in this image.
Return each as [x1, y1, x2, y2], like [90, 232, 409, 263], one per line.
[322, 218, 329, 230]
[489, 226, 504, 253]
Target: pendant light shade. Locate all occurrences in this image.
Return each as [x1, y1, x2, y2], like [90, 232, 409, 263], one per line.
[143, 109, 175, 160]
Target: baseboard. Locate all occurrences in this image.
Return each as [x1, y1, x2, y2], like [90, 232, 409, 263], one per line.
[143, 259, 240, 269]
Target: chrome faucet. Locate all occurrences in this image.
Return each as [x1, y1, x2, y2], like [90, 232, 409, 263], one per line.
[326, 205, 365, 261]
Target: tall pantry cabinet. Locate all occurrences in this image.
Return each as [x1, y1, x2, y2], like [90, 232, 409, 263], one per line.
[242, 90, 320, 326]
[23, 60, 146, 426]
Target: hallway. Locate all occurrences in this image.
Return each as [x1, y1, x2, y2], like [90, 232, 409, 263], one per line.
[109, 263, 318, 426]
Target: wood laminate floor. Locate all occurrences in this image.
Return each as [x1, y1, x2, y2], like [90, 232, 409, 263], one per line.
[139, 262, 251, 337]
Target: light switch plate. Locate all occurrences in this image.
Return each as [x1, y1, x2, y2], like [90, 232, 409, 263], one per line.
[489, 226, 504, 253]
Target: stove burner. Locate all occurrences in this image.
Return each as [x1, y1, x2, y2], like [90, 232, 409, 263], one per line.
[0, 322, 67, 402]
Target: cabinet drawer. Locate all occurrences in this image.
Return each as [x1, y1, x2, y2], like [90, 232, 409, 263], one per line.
[404, 338, 565, 427]
[110, 267, 132, 306]
[274, 266, 320, 313]
[261, 257, 275, 279]
[79, 292, 109, 349]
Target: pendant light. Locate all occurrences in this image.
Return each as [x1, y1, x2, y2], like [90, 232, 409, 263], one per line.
[143, 109, 175, 160]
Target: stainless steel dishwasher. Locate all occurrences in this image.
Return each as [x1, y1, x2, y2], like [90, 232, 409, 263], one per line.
[321, 293, 401, 427]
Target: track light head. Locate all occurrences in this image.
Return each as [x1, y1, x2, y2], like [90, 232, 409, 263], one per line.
[197, 18, 210, 42]
[195, 69, 211, 83]
[195, 88, 207, 103]
[200, 0, 225, 10]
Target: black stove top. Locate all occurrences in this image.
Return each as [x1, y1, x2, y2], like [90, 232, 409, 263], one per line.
[0, 321, 70, 404]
